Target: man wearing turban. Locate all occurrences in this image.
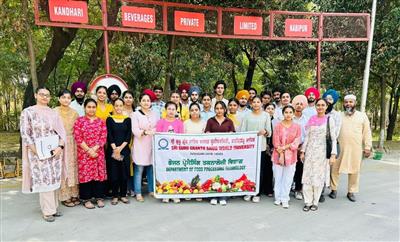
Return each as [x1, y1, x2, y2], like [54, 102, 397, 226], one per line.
[189, 86, 201, 104]
[291, 95, 308, 200]
[303, 87, 320, 119]
[70, 81, 87, 116]
[236, 89, 251, 113]
[107, 84, 122, 103]
[329, 94, 372, 202]
[178, 83, 191, 108]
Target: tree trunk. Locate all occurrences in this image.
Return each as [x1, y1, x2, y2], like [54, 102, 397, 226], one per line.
[244, 57, 257, 90]
[77, 1, 121, 84]
[231, 63, 238, 94]
[164, 35, 176, 99]
[22, 27, 78, 109]
[378, 77, 386, 149]
[387, 85, 399, 140]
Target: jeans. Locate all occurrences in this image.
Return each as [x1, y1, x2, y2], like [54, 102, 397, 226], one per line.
[134, 164, 154, 194]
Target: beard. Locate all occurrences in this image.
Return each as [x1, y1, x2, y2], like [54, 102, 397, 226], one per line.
[344, 105, 356, 115]
[239, 103, 247, 108]
[308, 98, 315, 103]
[326, 103, 334, 114]
[75, 95, 85, 104]
[274, 98, 280, 103]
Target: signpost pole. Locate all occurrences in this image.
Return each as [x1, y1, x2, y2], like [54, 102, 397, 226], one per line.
[102, 0, 111, 74]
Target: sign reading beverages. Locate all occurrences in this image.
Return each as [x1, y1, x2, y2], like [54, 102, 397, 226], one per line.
[174, 11, 205, 33]
[48, 0, 88, 24]
[153, 132, 261, 199]
[284, 19, 313, 37]
[121, 6, 156, 29]
[234, 16, 263, 35]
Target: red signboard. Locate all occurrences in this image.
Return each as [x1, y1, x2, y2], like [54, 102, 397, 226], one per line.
[48, 0, 88, 24]
[121, 6, 156, 29]
[234, 16, 263, 35]
[174, 11, 205, 33]
[284, 19, 313, 37]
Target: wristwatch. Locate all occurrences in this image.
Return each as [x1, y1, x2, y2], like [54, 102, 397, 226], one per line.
[59, 145, 64, 150]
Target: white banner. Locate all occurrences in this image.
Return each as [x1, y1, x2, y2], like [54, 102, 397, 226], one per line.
[153, 132, 261, 199]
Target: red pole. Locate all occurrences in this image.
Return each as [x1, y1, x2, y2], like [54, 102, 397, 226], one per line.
[102, 0, 111, 74]
[316, 14, 323, 90]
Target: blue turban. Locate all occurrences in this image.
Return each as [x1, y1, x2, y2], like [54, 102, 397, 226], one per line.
[322, 89, 339, 104]
[189, 86, 201, 96]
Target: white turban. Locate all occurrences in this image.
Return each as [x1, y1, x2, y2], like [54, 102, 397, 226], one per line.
[344, 94, 357, 101]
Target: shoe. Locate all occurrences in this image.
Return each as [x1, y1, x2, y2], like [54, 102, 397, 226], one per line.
[43, 215, 55, 222]
[303, 205, 311, 212]
[195, 198, 203, 202]
[274, 200, 281, 206]
[295, 191, 303, 200]
[347, 193, 356, 202]
[83, 201, 95, 209]
[210, 199, 218, 205]
[219, 199, 227, 206]
[120, 197, 130, 204]
[252, 196, 261, 203]
[319, 195, 325, 203]
[329, 190, 337, 199]
[173, 198, 181, 204]
[282, 202, 289, 209]
[185, 198, 191, 201]
[162, 198, 169, 203]
[310, 205, 318, 211]
[148, 192, 154, 197]
[111, 197, 119, 205]
[243, 195, 251, 202]
[267, 193, 273, 197]
[53, 211, 63, 217]
[136, 194, 144, 202]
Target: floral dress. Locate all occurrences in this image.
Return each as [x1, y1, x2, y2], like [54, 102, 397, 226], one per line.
[73, 116, 107, 183]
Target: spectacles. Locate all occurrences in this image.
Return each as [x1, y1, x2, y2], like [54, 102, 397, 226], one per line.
[37, 93, 51, 98]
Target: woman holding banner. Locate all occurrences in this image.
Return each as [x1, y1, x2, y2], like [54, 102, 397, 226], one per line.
[205, 101, 235, 206]
[227, 98, 241, 130]
[131, 91, 159, 202]
[185, 102, 206, 134]
[240, 96, 271, 203]
[272, 106, 301, 209]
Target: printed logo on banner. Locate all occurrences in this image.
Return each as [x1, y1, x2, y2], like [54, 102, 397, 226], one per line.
[48, 0, 89, 24]
[234, 16, 263, 35]
[174, 11, 205, 33]
[121, 6, 156, 29]
[158, 138, 169, 150]
[284, 19, 313, 37]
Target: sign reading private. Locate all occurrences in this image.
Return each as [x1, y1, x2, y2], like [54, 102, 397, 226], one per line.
[49, 0, 88, 24]
[174, 11, 205, 33]
[284, 19, 313, 37]
[234, 16, 263, 35]
[153, 132, 261, 199]
[121, 6, 156, 29]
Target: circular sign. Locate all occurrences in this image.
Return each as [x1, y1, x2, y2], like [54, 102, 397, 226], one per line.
[88, 74, 128, 98]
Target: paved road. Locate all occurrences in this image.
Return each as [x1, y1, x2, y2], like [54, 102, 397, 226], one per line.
[1, 155, 399, 241]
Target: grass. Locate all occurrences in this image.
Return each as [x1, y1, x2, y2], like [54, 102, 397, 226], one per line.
[0, 132, 20, 154]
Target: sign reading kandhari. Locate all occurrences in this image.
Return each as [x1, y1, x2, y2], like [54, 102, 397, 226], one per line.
[48, 0, 88, 24]
[234, 16, 263, 35]
[121, 6, 156, 29]
[284, 19, 313, 37]
[153, 132, 261, 199]
[174, 11, 205, 33]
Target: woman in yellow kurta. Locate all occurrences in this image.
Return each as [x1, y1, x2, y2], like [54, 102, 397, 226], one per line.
[54, 89, 80, 207]
[161, 91, 189, 121]
[95, 86, 113, 121]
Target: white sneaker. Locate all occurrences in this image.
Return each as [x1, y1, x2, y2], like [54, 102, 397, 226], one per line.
[210, 199, 218, 205]
[282, 201, 289, 208]
[243, 195, 251, 202]
[295, 191, 303, 200]
[219, 199, 227, 206]
[162, 198, 169, 203]
[173, 198, 181, 204]
[252, 196, 261, 203]
[274, 200, 281, 206]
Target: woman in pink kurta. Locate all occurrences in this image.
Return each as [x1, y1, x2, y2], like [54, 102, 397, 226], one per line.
[74, 98, 108, 209]
[131, 92, 159, 202]
[156, 102, 184, 133]
[272, 105, 301, 208]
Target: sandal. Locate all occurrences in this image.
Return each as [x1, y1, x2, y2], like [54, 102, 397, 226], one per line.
[72, 197, 81, 205]
[43, 215, 55, 222]
[303, 205, 311, 212]
[83, 201, 95, 209]
[53, 211, 63, 217]
[62, 200, 76, 207]
[136, 194, 144, 202]
[120, 197, 130, 204]
[111, 198, 119, 205]
[96, 199, 105, 208]
[310, 205, 318, 211]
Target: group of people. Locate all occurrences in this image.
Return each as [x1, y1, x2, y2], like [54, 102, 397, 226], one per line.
[20, 79, 372, 222]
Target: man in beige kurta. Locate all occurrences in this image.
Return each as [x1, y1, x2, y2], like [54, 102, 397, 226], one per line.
[329, 94, 372, 202]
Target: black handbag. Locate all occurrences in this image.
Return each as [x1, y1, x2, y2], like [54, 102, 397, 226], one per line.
[326, 116, 332, 159]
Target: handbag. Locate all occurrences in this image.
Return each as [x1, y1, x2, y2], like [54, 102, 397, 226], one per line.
[326, 116, 332, 159]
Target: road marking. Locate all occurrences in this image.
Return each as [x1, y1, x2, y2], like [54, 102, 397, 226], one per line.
[365, 213, 400, 221]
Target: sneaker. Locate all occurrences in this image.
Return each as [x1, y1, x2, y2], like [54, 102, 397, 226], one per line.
[219, 199, 227, 206]
[162, 198, 169, 203]
[173, 198, 181, 203]
[252, 196, 261, 203]
[210, 198, 218, 205]
[129, 190, 136, 197]
[282, 201, 289, 209]
[295, 191, 303, 200]
[274, 200, 281, 206]
[243, 195, 251, 202]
